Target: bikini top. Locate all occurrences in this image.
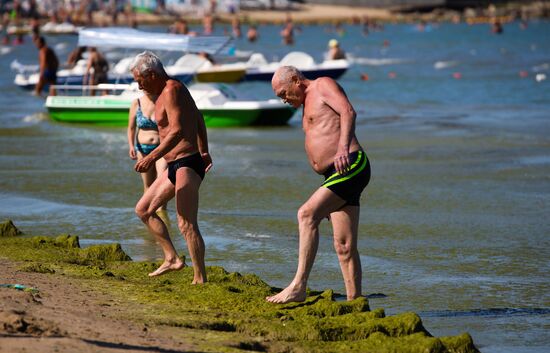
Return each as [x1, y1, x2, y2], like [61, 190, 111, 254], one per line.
[136, 99, 158, 130]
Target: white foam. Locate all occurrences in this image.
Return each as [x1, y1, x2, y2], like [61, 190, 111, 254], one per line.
[349, 56, 410, 66]
[22, 112, 49, 124]
[532, 63, 549, 72]
[434, 60, 459, 70]
[0, 46, 12, 55]
[244, 232, 271, 239]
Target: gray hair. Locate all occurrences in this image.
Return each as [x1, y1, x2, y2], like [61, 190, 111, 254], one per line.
[129, 51, 165, 75]
[274, 66, 305, 84]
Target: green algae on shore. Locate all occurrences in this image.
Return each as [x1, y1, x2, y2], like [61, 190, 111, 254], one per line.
[0, 220, 479, 353]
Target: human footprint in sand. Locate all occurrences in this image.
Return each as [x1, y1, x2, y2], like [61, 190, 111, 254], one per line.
[267, 66, 371, 304]
[130, 51, 212, 283]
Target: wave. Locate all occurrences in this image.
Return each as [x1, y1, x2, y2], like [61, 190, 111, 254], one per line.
[0, 193, 132, 217]
[22, 112, 49, 124]
[348, 55, 411, 66]
[420, 307, 550, 318]
[532, 63, 549, 72]
[0, 46, 13, 55]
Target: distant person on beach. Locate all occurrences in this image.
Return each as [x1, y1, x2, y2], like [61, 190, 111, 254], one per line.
[231, 16, 241, 38]
[280, 22, 294, 45]
[267, 66, 371, 304]
[127, 93, 169, 225]
[131, 51, 212, 283]
[327, 39, 346, 60]
[34, 36, 59, 97]
[170, 19, 188, 34]
[202, 13, 214, 35]
[491, 20, 503, 34]
[84, 47, 109, 95]
[247, 25, 258, 42]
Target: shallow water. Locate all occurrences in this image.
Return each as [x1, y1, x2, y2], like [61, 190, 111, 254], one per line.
[1, 21, 549, 352]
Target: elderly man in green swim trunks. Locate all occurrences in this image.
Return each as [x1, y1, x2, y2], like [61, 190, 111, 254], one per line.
[268, 66, 371, 304]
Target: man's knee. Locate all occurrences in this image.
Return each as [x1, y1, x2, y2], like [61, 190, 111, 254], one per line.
[334, 238, 353, 260]
[135, 202, 151, 222]
[177, 218, 198, 235]
[297, 205, 320, 228]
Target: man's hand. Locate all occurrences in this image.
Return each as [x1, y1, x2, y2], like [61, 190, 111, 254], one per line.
[334, 146, 350, 175]
[202, 152, 213, 173]
[135, 156, 154, 173]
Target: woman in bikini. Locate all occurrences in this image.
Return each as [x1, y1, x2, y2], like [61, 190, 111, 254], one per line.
[127, 94, 169, 224]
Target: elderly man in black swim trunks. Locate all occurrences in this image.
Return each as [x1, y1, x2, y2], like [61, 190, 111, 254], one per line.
[131, 51, 212, 284]
[268, 66, 371, 304]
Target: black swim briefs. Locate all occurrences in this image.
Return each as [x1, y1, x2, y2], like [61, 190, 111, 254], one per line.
[167, 153, 205, 185]
[321, 150, 371, 206]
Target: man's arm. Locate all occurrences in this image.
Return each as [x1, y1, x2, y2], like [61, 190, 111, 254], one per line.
[196, 111, 212, 172]
[320, 77, 357, 174]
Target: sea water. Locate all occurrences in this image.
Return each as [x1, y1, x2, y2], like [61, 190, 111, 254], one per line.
[0, 21, 548, 352]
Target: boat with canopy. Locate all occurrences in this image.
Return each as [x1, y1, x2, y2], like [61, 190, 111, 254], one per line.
[15, 27, 242, 90]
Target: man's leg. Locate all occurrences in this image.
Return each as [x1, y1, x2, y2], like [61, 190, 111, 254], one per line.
[266, 187, 346, 303]
[175, 167, 206, 284]
[34, 77, 44, 96]
[330, 205, 362, 300]
[135, 169, 181, 276]
[155, 158, 169, 211]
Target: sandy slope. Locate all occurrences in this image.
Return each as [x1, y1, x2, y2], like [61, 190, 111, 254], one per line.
[0, 259, 237, 353]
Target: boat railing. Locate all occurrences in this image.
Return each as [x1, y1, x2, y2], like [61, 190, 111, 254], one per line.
[51, 83, 138, 96]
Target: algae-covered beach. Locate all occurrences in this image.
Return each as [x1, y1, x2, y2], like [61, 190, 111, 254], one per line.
[0, 220, 479, 353]
[1, 3, 549, 352]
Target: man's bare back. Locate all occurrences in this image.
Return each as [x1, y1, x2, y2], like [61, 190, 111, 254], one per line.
[302, 78, 361, 174]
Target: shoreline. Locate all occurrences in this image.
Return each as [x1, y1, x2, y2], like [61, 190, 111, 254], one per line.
[123, 2, 550, 25]
[4, 2, 549, 30]
[0, 220, 480, 353]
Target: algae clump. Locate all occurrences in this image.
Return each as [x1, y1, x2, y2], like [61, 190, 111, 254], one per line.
[0, 219, 23, 237]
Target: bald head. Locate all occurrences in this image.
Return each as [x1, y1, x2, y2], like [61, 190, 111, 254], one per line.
[272, 66, 307, 108]
[272, 66, 304, 87]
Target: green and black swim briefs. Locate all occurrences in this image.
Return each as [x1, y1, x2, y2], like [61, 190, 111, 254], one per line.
[322, 150, 371, 206]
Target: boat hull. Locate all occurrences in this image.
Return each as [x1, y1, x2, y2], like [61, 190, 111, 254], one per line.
[48, 107, 130, 126]
[202, 106, 295, 127]
[46, 97, 296, 127]
[195, 69, 246, 83]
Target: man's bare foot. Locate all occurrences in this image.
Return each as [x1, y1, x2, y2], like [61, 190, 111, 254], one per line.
[191, 278, 206, 285]
[266, 284, 307, 304]
[148, 259, 185, 277]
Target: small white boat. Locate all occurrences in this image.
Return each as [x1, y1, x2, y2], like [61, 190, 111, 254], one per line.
[243, 51, 349, 81]
[14, 27, 233, 90]
[41, 22, 82, 35]
[167, 53, 247, 83]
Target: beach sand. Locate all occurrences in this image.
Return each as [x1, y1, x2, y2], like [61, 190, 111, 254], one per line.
[0, 259, 204, 353]
[112, 4, 393, 26]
